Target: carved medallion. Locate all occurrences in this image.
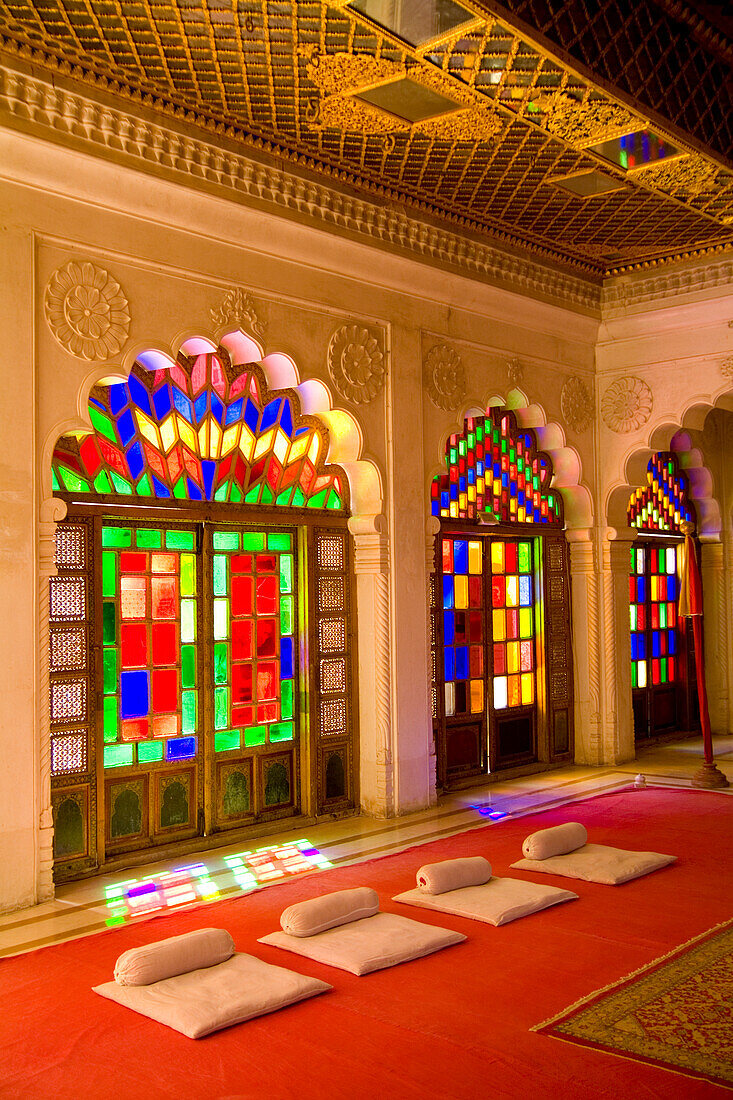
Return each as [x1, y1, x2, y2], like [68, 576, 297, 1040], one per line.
[721, 356, 733, 381]
[601, 376, 653, 433]
[561, 376, 594, 433]
[210, 287, 266, 337]
[424, 344, 466, 411]
[506, 357, 524, 387]
[327, 324, 385, 404]
[45, 260, 130, 361]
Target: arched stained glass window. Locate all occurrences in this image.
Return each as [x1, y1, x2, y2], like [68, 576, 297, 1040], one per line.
[627, 452, 694, 534]
[52, 352, 347, 512]
[430, 409, 562, 525]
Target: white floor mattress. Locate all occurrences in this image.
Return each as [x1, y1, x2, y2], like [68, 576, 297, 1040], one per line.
[511, 842, 676, 885]
[392, 875, 577, 925]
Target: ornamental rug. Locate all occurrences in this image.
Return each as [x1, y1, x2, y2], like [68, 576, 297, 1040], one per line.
[533, 917, 733, 1090]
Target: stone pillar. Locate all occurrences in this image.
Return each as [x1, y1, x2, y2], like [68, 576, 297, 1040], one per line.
[599, 530, 636, 764]
[37, 497, 67, 901]
[700, 539, 730, 735]
[349, 516, 395, 817]
[567, 531, 602, 765]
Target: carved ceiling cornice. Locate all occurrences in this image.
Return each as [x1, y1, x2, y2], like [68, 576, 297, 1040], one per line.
[602, 256, 733, 314]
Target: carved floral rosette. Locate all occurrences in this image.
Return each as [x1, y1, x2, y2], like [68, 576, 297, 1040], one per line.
[44, 260, 130, 361]
[327, 324, 385, 404]
[561, 376, 594, 433]
[424, 344, 466, 411]
[601, 376, 653, 433]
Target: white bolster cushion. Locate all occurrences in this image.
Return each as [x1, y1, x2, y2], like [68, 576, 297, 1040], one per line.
[416, 857, 492, 895]
[114, 927, 235, 987]
[280, 887, 379, 938]
[522, 822, 587, 861]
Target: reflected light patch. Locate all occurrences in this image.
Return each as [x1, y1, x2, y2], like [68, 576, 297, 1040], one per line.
[471, 804, 509, 820]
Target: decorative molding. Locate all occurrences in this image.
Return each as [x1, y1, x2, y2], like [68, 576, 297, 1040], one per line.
[506, 357, 524, 387]
[561, 376, 594, 434]
[424, 344, 466, 411]
[539, 96, 637, 147]
[0, 65, 602, 310]
[210, 286, 266, 338]
[327, 324, 385, 405]
[602, 258, 733, 313]
[720, 356, 733, 381]
[44, 260, 130, 360]
[633, 154, 722, 198]
[601, 376, 653, 433]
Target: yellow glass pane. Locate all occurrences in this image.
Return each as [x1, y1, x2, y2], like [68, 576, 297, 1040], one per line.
[177, 416, 197, 453]
[445, 682, 455, 716]
[221, 424, 240, 457]
[492, 609, 506, 641]
[519, 608, 533, 639]
[468, 541, 482, 575]
[197, 421, 208, 456]
[507, 641, 520, 674]
[160, 414, 177, 453]
[454, 575, 468, 609]
[521, 673, 534, 705]
[637, 660, 647, 688]
[506, 575, 519, 607]
[508, 675, 521, 707]
[470, 679, 483, 714]
[493, 676, 507, 709]
[209, 419, 222, 460]
[650, 575, 658, 602]
[239, 423, 255, 461]
[491, 541, 504, 573]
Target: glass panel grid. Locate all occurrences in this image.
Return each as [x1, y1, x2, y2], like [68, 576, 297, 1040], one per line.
[441, 536, 485, 718]
[627, 452, 695, 534]
[491, 539, 535, 710]
[630, 541, 679, 692]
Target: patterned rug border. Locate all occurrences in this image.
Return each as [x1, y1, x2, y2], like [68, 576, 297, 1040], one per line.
[532, 917, 733, 1091]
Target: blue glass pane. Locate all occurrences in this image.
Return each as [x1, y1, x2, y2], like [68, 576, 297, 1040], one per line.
[201, 460, 216, 500]
[519, 575, 532, 606]
[280, 636, 294, 679]
[194, 391, 208, 423]
[668, 630, 676, 655]
[280, 400, 293, 437]
[652, 632, 661, 658]
[187, 478, 204, 501]
[631, 635, 638, 660]
[120, 670, 149, 719]
[260, 398, 281, 432]
[127, 441, 144, 479]
[166, 736, 197, 761]
[109, 383, 128, 415]
[152, 386, 172, 421]
[442, 575, 454, 610]
[638, 634, 646, 659]
[151, 476, 170, 498]
[117, 409, 136, 447]
[456, 646, 468, 679]
[225, 398, 243, 425]
[444, 647, 455, 682]
[173, 388, 193, 423]
[128, 374, 152, 417]
[244, 399, 259, 432]
[454, 541, 468, 574]
[637, 576, 646, 604]
[667, 576, 676, 600]
[444, 611, 454, 646]
[210, 392, 224, 424]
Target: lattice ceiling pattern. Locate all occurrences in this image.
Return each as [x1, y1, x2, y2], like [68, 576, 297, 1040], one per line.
[0, 0, 730, 272]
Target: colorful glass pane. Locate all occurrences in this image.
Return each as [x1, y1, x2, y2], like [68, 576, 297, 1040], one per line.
[630, 541, 681, 694]
[491, 539, 535, 710]
[441, 535, 484, 718]
[52, 354, 347, 512]
[627, 452, 695, 534]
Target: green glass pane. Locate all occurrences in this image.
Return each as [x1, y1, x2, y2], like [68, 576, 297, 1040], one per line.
[280, 680, 293, 720]
[60, 468, 90, 492]
[52, 468, 60, 491]
[244, 724, 267, 747]
[215, 730, 240, 753]
[173, 477, 187, 499]
[241, 532, 266, 551]
[292, 486, 306, 507]
[166, 530, 195, 550]
[88, 406, 118, 443]
[660, 604, 667, 628]
[104, 743, 133, 768]
[268, 532, 292, 552]
[327, 491, 342, 511]
[213, 530, 239, 550]
[181, 553, 196, 596]
[136, 473, 153, 497]
[661, 657, 668, 684]
[110, 471, 133, 495]
[630, 605, 636, 630]
[93, 470, 112, 493]
[181, 599, 196, 643]
[136, 528, 162, 548]
[261, 485, 274, 505]
[103, 602, 116, 645]
[214, 483, 228, 502]
[213, 643, 227, 685]
[213, 555, 228, 597]
[279, 555, 293, 594]
[102, 527, 132, 548]
[215, 687, 229, 730]
[230, 484, 242, 503]
[103, 648, 117, 694]
[276, 489, 292, 506]
[103, 695, 118, 741]
[138, 740, 163, 763]
[518, 542, 531, 573]
[244, 485, 261, 504]
[102, 552, 116, 597]
[181, 645, 197, 689]
[307, 489, 328, 509]
[631, 662, 637, 688]
[182, 690, 197, 734]
[269, 721, 294, 743]
[280, 596, 293, 636]
[213, 598, 229, 640]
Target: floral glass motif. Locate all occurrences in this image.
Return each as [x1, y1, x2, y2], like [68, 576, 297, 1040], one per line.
[212, 529, 296, 753]
[630, 543, 679, 689]
[431, 409, 562, 524]
[101, 526, 198, 769]
[627, 452, 695, 534]
[441, 536, 485, 718]
[51, 353, 346, 512]
[490, 539, 536, 710]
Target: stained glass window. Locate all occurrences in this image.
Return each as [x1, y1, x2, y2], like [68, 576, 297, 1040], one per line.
[431, 409, 562, 525]
[211, 529, 296, 754]
[627, 452, 695, 533]
[51, 352, 346, 512]
[441, 536, 485, 718]
[490, 539, 535, 710]
[630, 542, 678, 689]
[102, 525, 199, 768]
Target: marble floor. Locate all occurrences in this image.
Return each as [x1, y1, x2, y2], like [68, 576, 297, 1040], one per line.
[1, 734, 730, 958]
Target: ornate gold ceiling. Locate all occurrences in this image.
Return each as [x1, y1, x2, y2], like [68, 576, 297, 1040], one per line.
[0, 0, 730, 275]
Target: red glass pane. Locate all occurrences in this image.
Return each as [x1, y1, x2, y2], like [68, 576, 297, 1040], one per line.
[256, 576, 278, 615]
[442, 540, 453, 573]
[232, 619, 253, 660]
[231, 704, 255, 726]
[651, 604, 659, 629]
[232, 662, 253, 703]
[637, 605, 646, 630]
[231, 554, 253, 574]
[256, 662, 278, 700]
[119, 552, 147, 572]
[493, 644, 506, 675]
[468, 577, 483, 607]
[469, 646, 483, 677]
[506, 609, 519, 639]
[257, 619, 278, 657]
[256, 554, 278, 572]
[120, 623, 148, 668]
[668, 656, 675, 680]
[469, 610, 483, 642]
[505, 542, 517, 572]
[231, 576, 254, 616]
[652, 659, 660, 685]
[152, 714, 179, 739]
[454, 611, 467, 644]
[491, 577, 505, 607]
[121, 718, 149, 741]
[151, 576, 177, 619]
[629, 577, 635, 602]
[152, 623, 177, 666]
[658, 576, 667, 600]
[257, 702, 279, 723]
[152, 669, 178, 712]
[80, 435, 102, 476]
[667, 604, 676, 628]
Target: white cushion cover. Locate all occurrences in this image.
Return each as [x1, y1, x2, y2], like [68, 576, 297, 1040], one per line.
[94, 953, 331, 1038]
[393, 876, 577, 926]
[259, 912, 465, 976]
[416, 857, 491, 895]
[511, 843, 676, 885]
[280, 887, 379, 937]
[522, 822, 587, 861]
[113, 927, 234, 986]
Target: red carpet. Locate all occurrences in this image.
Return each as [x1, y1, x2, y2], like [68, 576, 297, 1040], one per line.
[2, 788, 732, 1100]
